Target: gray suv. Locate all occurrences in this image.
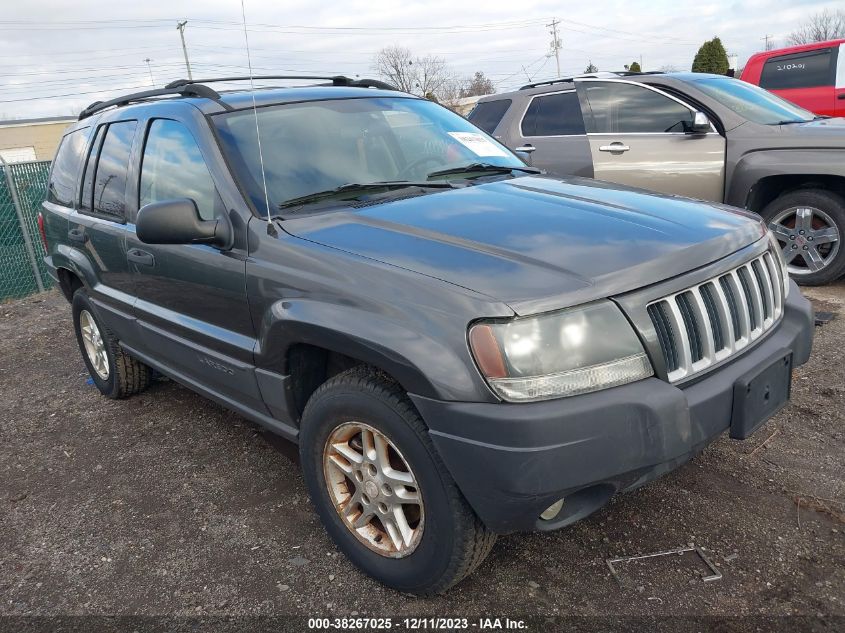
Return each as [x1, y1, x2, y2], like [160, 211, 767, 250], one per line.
[40, 76, 813, 594]
[470, 71, 845, 285]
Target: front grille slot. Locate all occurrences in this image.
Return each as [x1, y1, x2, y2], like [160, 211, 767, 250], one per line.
[737, 267, 759, 331]
[647, 250, 784, 383]
[648, 302, 678, 373]
[676, 292, 703, 363]
[700, 283, 724, 352]
[719, 275, 742, 342]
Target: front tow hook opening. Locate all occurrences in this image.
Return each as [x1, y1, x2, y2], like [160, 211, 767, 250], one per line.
[535, 483, 616, 531]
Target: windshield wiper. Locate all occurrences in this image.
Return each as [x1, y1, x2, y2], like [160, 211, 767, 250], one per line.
[426, 163, 542, 179]
[771, 120, 809, 125]
[278, 181, 455, 209]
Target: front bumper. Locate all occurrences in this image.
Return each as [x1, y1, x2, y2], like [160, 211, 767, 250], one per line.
[411, 282, 813, 534]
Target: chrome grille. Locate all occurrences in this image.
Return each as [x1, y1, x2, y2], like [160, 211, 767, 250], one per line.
[647, 250, 784, 383]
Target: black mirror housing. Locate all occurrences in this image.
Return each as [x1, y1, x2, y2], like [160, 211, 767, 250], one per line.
[136, 199, 231, 248]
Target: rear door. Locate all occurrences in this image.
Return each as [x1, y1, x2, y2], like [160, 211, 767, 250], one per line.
[124, 111, 264, 412]
[68, 119, 138, 341]
[576, 79, 726, 202]
[836, 43, 845, 117]
[507, 90, 593, 177]
[757, 46, 837, 116]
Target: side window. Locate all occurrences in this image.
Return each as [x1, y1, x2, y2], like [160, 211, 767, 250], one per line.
[581, 82, 695, 134]
[140, 119, 218, 221]
[467, 99, 511, 134]
[760, 49, 834, 90]
[80, 121, 137, 219]
[521, 91, 585, 136]
[80, 125, 106, 212]
[46, 127, 89, 207]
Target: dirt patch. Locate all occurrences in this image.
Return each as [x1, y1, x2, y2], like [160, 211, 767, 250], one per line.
[1, 283, 844, 623]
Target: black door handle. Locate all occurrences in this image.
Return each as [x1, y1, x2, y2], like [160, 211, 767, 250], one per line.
[68, 228, 87, 244]
[837, 93, 845, 100]
[127, 248, 155, 267]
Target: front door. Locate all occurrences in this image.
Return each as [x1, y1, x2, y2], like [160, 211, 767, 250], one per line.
[124, 116, 264, 412]
[576, 79, 726, 202]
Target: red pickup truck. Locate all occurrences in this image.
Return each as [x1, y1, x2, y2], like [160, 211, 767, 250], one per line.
[741, 39, 845, 117]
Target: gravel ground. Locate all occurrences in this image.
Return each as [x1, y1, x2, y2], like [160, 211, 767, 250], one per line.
[1, 283, 843, 627]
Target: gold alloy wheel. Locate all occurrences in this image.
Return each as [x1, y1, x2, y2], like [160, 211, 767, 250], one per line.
[79, 309, 109, 380]
[323, 421, 424, 558]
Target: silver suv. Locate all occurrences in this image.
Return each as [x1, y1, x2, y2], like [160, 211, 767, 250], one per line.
[470, 71, 845, 285]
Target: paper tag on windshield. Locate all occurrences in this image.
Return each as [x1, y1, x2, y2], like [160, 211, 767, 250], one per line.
[448, 132, 509, 157]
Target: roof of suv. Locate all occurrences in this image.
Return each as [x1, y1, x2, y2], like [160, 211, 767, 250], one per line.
[75, 76, 405, 121]
[476, 71, 729, 102]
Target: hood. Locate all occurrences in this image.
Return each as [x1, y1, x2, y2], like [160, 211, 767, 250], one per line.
[775, 116, 845, 147]
[282, 176, 766, 315]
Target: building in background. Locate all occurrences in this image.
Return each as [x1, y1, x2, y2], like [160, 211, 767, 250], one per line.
[0, 116, 75, 163]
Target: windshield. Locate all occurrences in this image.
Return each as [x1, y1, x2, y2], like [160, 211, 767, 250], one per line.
[692, 76, 815, 125]
[213, 96, 525, 212]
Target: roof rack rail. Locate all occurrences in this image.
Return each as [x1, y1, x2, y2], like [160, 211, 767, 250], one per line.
[79, 75, 399, 121]
[519, 70, 664, 90]
[78, 83, 226, 120]
[165, 75, 397, 91]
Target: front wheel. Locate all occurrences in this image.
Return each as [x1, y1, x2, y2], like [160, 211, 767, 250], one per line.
[762, 189, 845, 286]
[299, 366, 495, 595]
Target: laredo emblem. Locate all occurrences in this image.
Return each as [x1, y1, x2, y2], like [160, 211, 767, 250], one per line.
[198, 356, 235, 375]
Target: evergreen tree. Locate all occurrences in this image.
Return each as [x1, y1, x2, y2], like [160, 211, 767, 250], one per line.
[692, 37, 729, 74]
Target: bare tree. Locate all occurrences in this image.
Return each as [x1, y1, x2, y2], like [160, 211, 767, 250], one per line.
[459, 71, 495, 98]
[787, 9, 845, 45]
[373, 46, 458, 101]
[658, 64, 681, 72]
[374, 46, 417, 94]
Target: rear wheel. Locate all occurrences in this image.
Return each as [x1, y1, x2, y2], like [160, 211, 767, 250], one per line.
[299, 366, 495, 594]
[761, 189, 845, 286]
[72, 289, 152, 398]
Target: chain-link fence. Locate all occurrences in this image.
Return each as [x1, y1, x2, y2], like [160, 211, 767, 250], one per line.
[0, 160, 53, 301]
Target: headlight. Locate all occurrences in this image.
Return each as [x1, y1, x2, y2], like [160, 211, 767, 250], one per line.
[767, 231, 790, 298]
[468, 301, 653, 402]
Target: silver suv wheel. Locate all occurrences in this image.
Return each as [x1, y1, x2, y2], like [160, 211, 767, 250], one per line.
[79, 309, 110, 380]
[323, 421, 424, 558]
[769, 206, 841, 277]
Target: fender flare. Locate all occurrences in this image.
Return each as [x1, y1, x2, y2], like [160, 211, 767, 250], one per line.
[727, 149, 845, 209]
[254, 298, 491, 403]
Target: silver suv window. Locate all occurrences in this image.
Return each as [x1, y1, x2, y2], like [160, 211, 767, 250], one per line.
[580, 81, 694, 134]
[520, 91, 585, 137]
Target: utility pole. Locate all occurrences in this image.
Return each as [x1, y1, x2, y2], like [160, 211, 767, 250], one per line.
[143, 58, 155, 86]
[547, 18, 561, 78]
[762, 34, 774, 51]
[176, 20, 193, 80]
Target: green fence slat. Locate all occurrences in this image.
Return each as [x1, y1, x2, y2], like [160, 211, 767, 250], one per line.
[0, 160, 53, 301]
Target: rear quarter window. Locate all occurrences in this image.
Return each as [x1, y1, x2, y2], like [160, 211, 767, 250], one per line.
[521, 91, 585, 136]
[760, 48, 835, 89]
[467, 99, 511, 134]
[46, 127, 89, 207]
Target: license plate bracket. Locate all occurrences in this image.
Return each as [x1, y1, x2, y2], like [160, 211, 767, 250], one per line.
[730, 350, 792, 440]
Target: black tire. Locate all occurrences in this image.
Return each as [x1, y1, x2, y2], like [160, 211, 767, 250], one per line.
[760, 189, 845, 286]
[72, 289, 152, 399]
[299, 366, 496, 595]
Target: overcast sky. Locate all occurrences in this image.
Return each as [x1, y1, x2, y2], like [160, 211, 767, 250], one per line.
[0, 0, 840, 119]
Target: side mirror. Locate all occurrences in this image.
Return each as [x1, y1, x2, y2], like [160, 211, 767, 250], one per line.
[136, 199, 232, 249]
[687, 111, 711, 135]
